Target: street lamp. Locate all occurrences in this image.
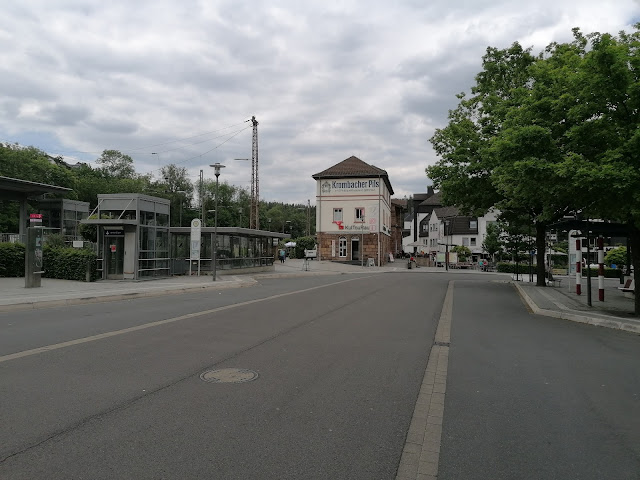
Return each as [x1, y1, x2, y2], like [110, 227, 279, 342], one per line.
[210, 163, 225, 281]
[169, 190, 187, 226]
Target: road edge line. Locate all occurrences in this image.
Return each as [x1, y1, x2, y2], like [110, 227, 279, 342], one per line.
[395, 280, 453, 480]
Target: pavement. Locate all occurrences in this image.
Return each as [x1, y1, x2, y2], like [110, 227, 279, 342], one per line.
[1, 259, 638, 334]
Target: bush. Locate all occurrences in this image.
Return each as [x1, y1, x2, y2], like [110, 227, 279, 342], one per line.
[0, 242, 26, 277]
[43, 245, 99, 281]
[496, 263, 535, 275]
[582, 267, 622, 279]
[292, 236, 317, 259]
[45, 233, 66, 248]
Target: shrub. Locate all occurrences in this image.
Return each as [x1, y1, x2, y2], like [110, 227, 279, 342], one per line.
[45, 233, 66, 248]
[496, 263, 535, 275]
[0, 242, 25, 277]
[582, 267, 622, 279]
[43, 245, 99, 281]
[293, 236, 317, 259]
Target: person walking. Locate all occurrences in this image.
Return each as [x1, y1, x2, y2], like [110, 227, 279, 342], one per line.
[279, 248, 286, 263]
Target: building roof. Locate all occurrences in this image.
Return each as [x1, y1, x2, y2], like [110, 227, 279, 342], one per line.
[312, 155, 394, 195]
[420, 191, 442, 206]
[432, 206, 460, 218]
[0, 175, 71, 199]
[312, 155, 387, 178]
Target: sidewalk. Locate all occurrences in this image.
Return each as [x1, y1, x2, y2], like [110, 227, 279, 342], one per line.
[1, 262, 639, 336]
[514, 275, 640, 334]
[0, 259, 396, 312]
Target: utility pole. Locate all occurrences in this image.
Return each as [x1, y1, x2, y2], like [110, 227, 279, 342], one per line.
[307, 199, 311, 236]
[199, 169, 204, 223]
[250, 116, 260, 230]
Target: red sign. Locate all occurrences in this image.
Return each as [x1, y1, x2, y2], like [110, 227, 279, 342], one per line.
[30, 214, 43, 219]
[110, 245, 117, 253]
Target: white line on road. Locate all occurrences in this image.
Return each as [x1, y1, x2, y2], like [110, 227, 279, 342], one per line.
[395, 280, 453, 480]
[0, 276, 367, 364]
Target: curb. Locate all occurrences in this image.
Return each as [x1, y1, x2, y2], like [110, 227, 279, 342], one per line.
[0, 278, 257, 313]
[513, 283, 640, 335]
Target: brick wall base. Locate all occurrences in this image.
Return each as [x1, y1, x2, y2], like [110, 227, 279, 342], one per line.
[317, 232, 392, 265]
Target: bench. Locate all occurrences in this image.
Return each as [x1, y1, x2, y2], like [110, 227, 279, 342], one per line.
[618, 278, 635, 297]
[546, 278, 563, 288]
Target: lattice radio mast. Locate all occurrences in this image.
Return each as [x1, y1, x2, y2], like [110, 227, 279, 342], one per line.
[249, 116, 259, 230]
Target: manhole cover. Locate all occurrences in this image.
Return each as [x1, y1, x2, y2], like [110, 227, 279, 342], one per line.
[200, 368, 259, 383]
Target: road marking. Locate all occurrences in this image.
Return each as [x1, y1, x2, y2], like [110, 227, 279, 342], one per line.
[0, 276, 366, 364]
[396, 280, 453, 480]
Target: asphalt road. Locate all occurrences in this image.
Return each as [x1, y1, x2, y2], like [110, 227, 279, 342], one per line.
[0, 273, 445, 479]
[1, 273, 638, 479]
[440, 279, 640, 480]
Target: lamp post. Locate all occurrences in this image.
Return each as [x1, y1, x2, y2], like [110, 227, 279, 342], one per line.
[176, 190, 187, 226]
[210, 163, 225, 281]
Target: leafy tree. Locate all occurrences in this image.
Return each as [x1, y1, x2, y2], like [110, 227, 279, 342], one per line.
[604, 246, 627, 268]
[566, 27, 640, 312]
[452, 245, 471, 262]
[482, 222, 503, 261]
[96, 150, 136, 178]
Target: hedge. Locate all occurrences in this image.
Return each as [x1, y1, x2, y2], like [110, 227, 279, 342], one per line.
[0, 242, 26, 277]
[497, 263, 535, 274]
[0, 242, 98, 281]
[497, 262, 622, 278]
[43, 246, 99, 281]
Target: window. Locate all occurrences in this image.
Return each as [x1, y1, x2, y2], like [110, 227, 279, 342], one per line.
[333, 208, 343, 222]
[355, 207, 365, 222]
[338, 237, 347, 257]
[470, 237, 476, 246]
[462, 237, 469, 246]
[469, 220, 478, 230]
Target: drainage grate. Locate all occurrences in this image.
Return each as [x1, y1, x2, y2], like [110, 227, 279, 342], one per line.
[200, 368, 259, 384]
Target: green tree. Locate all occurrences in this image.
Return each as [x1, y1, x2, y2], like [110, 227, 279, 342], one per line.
[482, 222, 503, 261]
[96, 150, 136, 178]
[604, 246, 627, 268]
[452, 245, 471, 262]
[566, 27, 640, 312]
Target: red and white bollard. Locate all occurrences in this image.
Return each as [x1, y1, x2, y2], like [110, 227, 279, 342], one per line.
[576, 238, 582, 295]
[598, 237, 605, 301]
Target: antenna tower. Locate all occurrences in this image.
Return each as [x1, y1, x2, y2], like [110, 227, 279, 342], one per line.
[250, 116, 259, 230]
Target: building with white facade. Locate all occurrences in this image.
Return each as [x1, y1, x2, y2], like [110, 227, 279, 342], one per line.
[403, 190, 499, 264]
[312, 156, 395, 265]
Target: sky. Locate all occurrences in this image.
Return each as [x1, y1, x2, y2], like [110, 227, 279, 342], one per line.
[1, 1, 639, 205]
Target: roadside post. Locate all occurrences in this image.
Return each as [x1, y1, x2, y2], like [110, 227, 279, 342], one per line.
[25, 224, 44, 288]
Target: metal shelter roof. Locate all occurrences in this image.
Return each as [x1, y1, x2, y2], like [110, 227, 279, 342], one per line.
[0, 176, 71, 199]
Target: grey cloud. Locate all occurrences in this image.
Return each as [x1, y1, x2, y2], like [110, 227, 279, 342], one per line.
[40, 104, 90, 126]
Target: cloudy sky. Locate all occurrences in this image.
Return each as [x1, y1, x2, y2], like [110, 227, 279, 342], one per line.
[2, 1, 639, 205]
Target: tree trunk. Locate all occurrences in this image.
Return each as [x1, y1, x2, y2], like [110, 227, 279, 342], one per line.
[630, 227, 640, 316]
[536, 221, 546, 286]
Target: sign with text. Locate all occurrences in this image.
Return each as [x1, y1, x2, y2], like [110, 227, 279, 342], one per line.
[190, 218, 201, 260]
[320, 178, 380, 195]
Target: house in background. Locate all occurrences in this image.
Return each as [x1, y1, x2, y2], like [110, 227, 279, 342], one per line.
[313, 156, 395, 266]
[402, 189, 499, 264]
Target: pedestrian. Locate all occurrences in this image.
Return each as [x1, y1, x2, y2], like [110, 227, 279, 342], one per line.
[279, 248, 286, 263]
